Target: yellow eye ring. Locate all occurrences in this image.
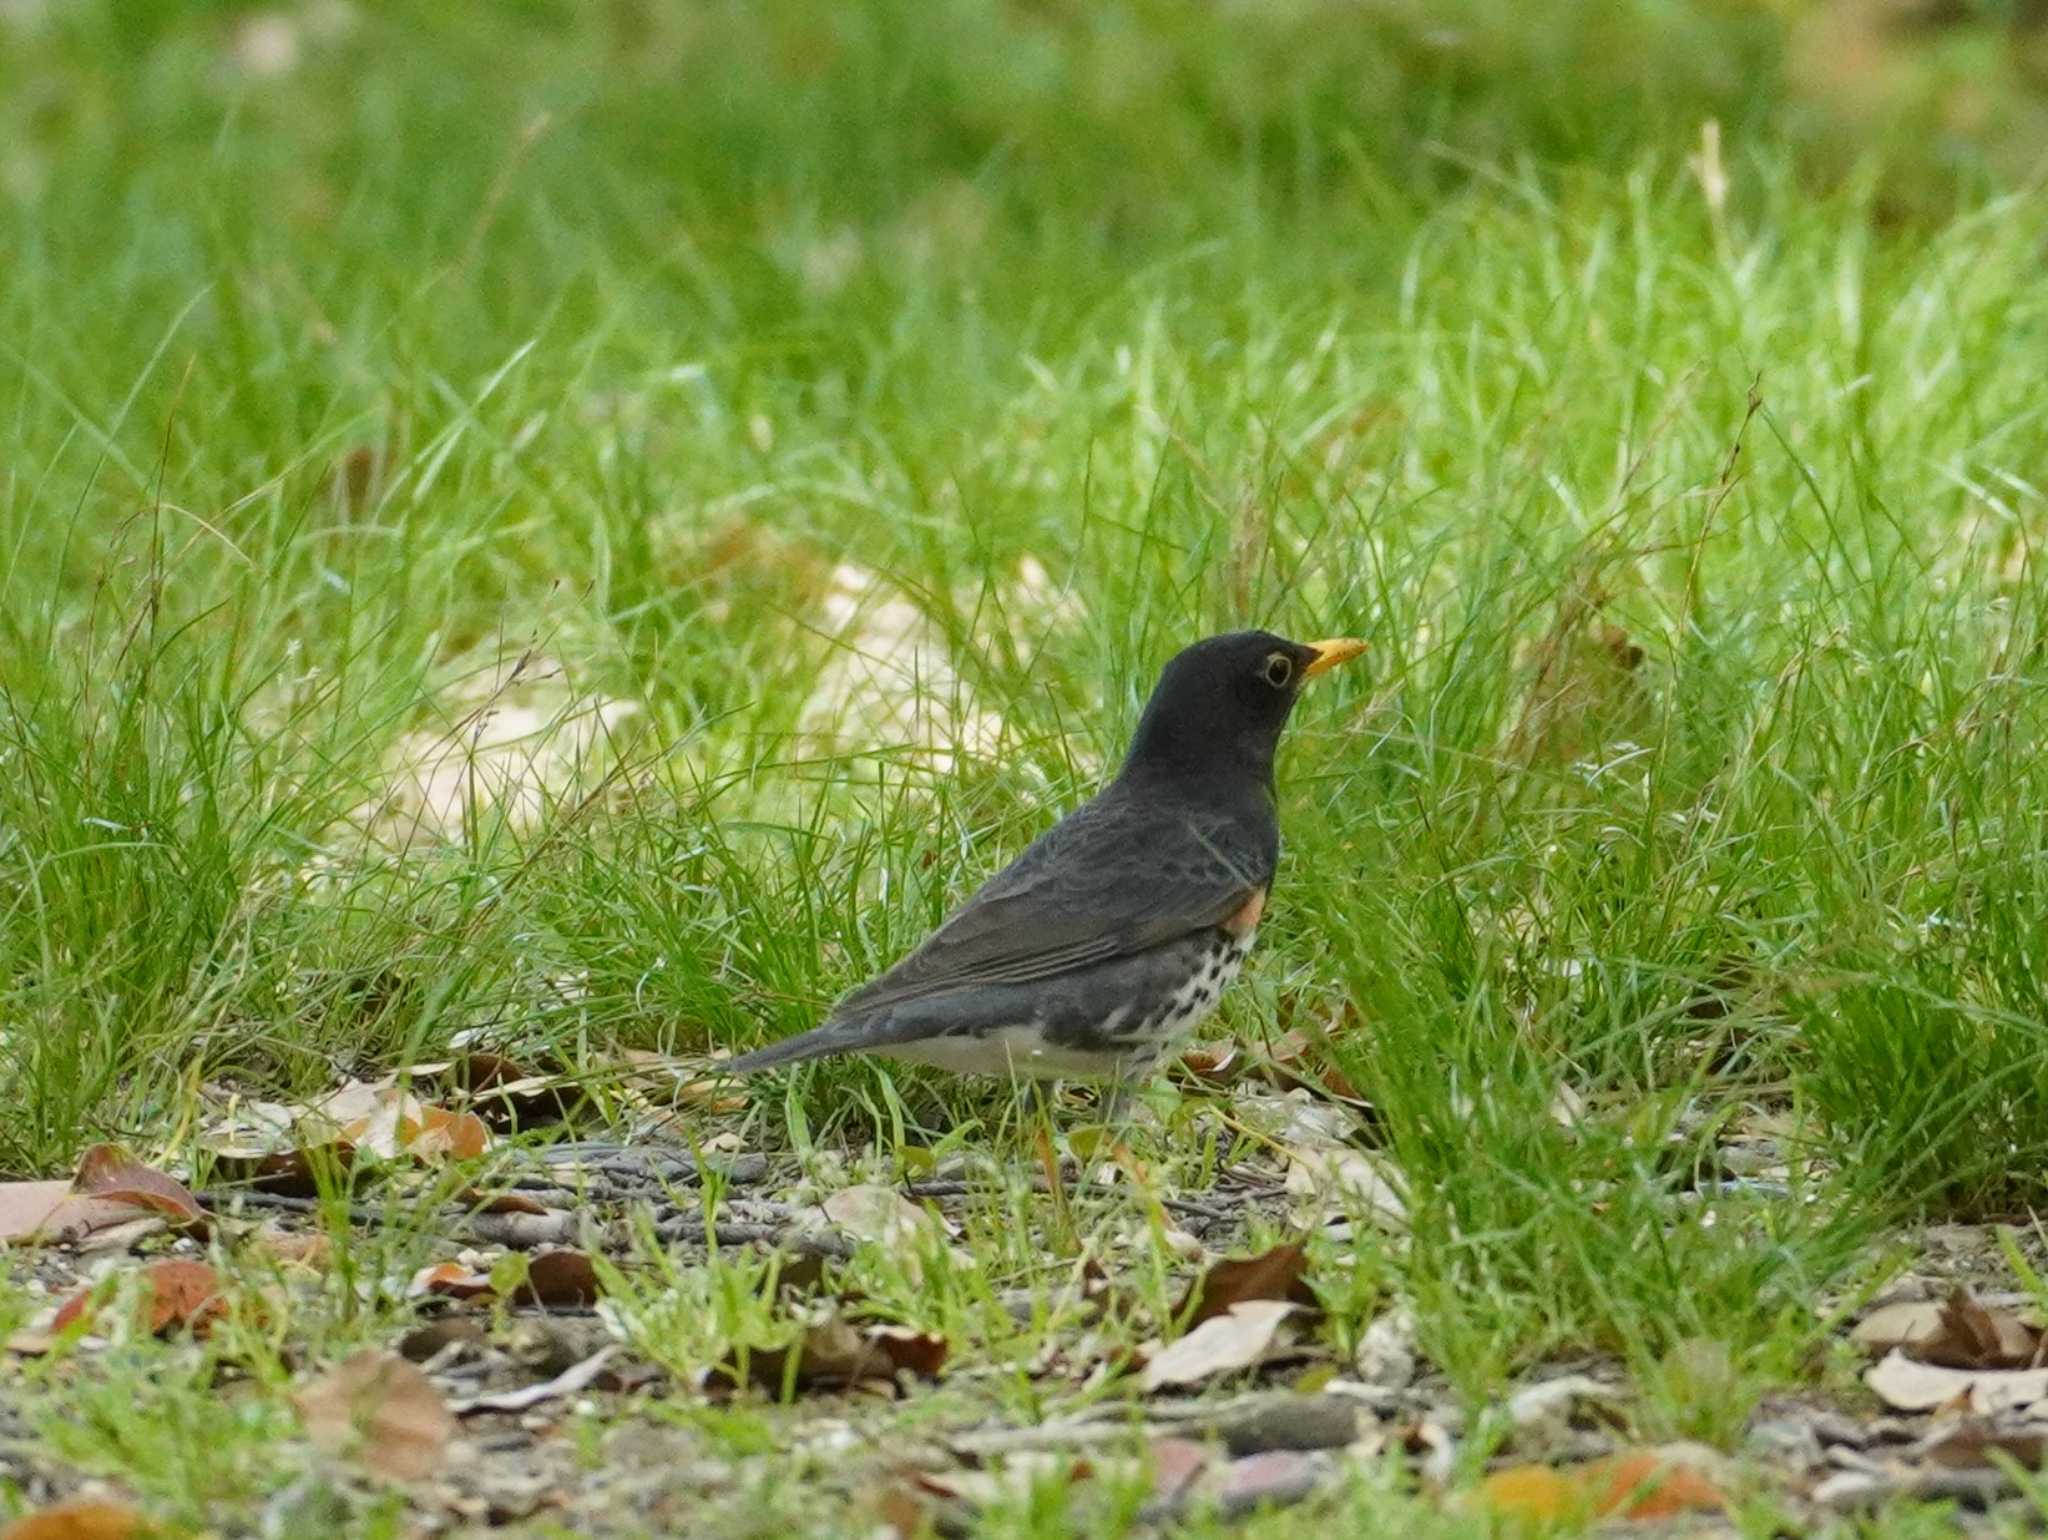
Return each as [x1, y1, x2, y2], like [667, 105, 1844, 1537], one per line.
[1263, 653, 1293, 688]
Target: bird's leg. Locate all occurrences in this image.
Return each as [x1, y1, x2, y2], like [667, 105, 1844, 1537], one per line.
[1026, 1078, 1075, 1248]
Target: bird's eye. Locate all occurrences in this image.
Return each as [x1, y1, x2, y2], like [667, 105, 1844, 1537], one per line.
[1262, 652, 1293, 688]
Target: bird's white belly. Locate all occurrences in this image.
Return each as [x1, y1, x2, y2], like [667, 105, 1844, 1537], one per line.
[879, 1029, 1133, 1079]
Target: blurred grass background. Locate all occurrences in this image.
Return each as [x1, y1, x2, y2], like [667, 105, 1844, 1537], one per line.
[3, 0, 2048, 1249]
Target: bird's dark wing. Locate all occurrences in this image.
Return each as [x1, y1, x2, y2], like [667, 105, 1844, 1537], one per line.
[834, 789, 1275, 1016]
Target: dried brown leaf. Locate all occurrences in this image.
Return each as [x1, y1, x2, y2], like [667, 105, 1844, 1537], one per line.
[823, 1185, 939, 1245]
[0, 1500, 145, 1540]
[1177, 1043, 1240, 1085]
[309, 1081, 491, 1163]
[72, 1146, 204, 1228]
[461, 1188, 551, 1216]
[1175, 1244, 1316, 1329]
[411, 1261, 494, 1300]
[207, 1145, 354, 1197]
[0, 1149, 205, 1247]
[295, 1349, 456, 1481]
[426, 1052, 585, 1129]
[873, 1482, 933, 1539]
[906, 1452, 1100, 1509]
[1478, 1463, 1584, 1522]
[1851, 1300, 1947, 1356]
[0, 1181, 74, 1243]
[248, 1225, 333, 1270]
[1478, 1447, 1725, 1522]
[53, 1259, 226, 1337]
[400, 1317, 486, 1362]
[410, 1248, 599, 1307]
[1139, 1301, 1301, 1392]
[1916, 1286, 2041, 1370]
[404, 1105, 491, 1161]
[1586, 1449, 1728, 1519]
[707, 1317, 948, 1396]
[516, 1249, 601, 1307]
[1919, 1419, 2048, 1471]
[1866, 1350, 2048, 1414]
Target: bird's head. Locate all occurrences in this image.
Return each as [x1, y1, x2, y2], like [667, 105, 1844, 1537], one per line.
[1119, 630, 1366, 790]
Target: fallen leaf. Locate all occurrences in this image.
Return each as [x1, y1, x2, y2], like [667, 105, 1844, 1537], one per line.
[0, 1499, 145, 1540]
[707, 1317, 948, 1396]
[1866, 1349, 2048, 1414]
[0, 1181, 77, 1243]
[1478, 1447, 1725, 1523]
[400, 1317, 487, 1362]
[1851, 1299, 1947, 1356]
[52, 1259, 226, 1337]
[308, 1081, 491, 1163]
[427, 1052, 584, 1130]
[205, 1145, 354, 1196]
[310, 1079, 386, 1132]
[248, 1226, 332, 1270]
[1585, 1449, 1727, 1519]
[409, 1248, 599, 1307]
[1260, 1010, 1372, 1103]
[1913, 1287, 2041, 1370]
[295, 1350, 457, 1481]
[0, 1148, 206, 1247]
[1511, 611, 1648, 766]
[1479, 1464, 1585, 1522]
[463, 1189, 552, 1216]
[331, 442, 380, 514]
[873, 1482, 931, 1539]
[517, 1248, 601, 1307]
[1175, 1244, 1317, 1329]
[71, 1147, 205, 1228]
[1178, 1044, 1241, 1084]
[77, 1216, 171, 1255]
[773, 1253, 832, 1299]
[823, 1185, 940, 1245]
[822, 1185, 946, 1282]
[867, 1325, 949, 1378]
[1140, 1301, 1301, 1392]
[1284, 1145, 1406, 1229]
[411, 1261, 494, 1300]
[1548, 1083, 1586, 1128]
[404, 1105, 491, 1160]
[1918, 1419, 2048, 1471]
[197, 1087, 359, 1194]
[907, 1452, 1102, 1510]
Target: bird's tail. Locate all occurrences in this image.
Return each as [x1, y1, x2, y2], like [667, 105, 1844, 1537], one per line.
[721, 1017, 868, 1074]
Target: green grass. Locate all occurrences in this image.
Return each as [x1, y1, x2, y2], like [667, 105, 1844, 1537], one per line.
[7, 0, 2048, 1535]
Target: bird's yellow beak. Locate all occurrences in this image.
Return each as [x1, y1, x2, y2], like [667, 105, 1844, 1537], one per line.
[1300, 637, 1368, 679]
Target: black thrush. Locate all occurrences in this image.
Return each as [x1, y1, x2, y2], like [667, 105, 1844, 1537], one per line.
[724, 630, 1366, 1082]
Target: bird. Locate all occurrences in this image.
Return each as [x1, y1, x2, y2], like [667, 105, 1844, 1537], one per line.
[723, 630, 1367, 1083]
